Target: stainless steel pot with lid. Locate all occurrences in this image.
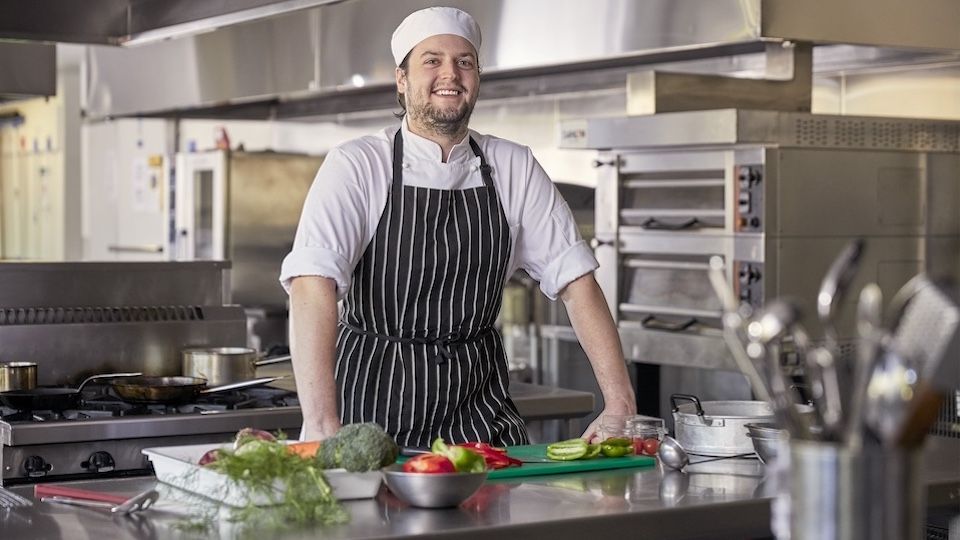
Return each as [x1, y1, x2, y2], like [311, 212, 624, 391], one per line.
[181, 347, 291, 386]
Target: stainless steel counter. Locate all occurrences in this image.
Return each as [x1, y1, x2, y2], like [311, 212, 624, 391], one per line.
[4, 438, 957, 540]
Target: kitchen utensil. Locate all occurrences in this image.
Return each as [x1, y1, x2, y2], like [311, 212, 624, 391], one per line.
[846, 283, 885, 447]
[806, 346, 844, 438]
[816, 238, 865, 351]
[0, 362, 37, 391]
[747, 299, 811, 438]
[707, 256, 775, 403]
[671, 393, 777, 456]
[0, 372, 142, 412]
[657, 436, 755, 471]
[39, 488, 158, 515]
[381, 463, 488, 508]
[744, 422, 784, 464]
[110, 375, 285, 405]
[0, 486, 32, 508]
[887, 276, 960, 448]
[808, 239, 865, 439]
[182, 347, 292, 386]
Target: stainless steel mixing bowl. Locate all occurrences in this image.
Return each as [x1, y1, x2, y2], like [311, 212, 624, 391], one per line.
[381, 464, 488, 508]
[744, 422, 784, 464]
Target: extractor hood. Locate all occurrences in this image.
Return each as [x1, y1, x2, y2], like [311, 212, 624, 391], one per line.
[0, 41, 56, 101]
[0, 0, 341, 46]
[79, 0, 960, 121]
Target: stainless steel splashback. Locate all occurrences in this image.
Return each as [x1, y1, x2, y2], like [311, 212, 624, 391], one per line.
[0, 262, 247, 384]
[228, 151, 323, 309]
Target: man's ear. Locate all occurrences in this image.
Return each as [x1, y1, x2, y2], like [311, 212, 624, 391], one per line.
[395, 67, 406, 93]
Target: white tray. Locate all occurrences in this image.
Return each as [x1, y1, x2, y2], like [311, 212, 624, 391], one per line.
[143, 442, 382, 507]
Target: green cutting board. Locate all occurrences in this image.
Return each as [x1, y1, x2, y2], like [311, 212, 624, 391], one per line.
[398, 444, 656, 480]
[488, 444, 655, 479]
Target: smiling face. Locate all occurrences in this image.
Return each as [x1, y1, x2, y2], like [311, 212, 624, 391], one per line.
[396, 33, 480, 141]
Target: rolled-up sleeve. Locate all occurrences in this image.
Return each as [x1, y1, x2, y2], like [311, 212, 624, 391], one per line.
[511, 149, 598, 300]
[279, 146, 375, 299]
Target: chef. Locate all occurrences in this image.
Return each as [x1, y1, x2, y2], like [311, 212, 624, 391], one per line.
[280, 6, 636, 447]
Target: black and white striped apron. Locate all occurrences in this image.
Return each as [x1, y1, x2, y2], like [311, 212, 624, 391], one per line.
[334, 129, 529, 448]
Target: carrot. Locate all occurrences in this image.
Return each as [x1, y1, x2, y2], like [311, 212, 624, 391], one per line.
[286, 441, 321, 458]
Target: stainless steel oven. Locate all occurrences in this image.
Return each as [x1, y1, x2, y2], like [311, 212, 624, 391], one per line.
[562, 109, 960, 374]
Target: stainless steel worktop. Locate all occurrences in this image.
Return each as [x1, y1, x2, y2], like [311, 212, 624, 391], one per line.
[4, 438, 957, 540]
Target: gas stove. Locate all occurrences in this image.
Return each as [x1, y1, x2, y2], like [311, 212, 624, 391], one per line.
[0, 385, 303, 485]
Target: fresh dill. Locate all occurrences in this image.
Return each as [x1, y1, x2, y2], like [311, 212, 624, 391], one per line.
[203, 437, 350, 530]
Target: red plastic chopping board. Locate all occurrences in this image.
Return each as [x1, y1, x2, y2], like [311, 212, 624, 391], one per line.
[397, 444, 656, 480]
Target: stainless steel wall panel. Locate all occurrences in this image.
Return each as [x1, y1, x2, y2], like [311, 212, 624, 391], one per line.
[773, 149, 948, 238]
[0, 261, 233, 308]
[0, 262, 248, 384]
[227, 152, 323, 309]
[0, 309, 247, 385]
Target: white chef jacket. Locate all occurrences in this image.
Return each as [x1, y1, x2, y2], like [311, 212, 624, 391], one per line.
[279, 119, 597, 301]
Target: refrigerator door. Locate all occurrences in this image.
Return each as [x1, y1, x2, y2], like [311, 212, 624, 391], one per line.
[174, 151, 227, 261]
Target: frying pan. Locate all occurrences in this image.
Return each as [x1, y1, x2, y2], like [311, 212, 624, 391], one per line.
[109, 375, 284, 405]
[0, 372, 142, 412]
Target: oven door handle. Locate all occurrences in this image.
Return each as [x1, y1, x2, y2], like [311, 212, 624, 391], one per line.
[640, 217, 701, 231]
[641, 315, 698, 332]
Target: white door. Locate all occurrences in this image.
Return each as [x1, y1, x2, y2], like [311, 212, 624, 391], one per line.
[173, 151, 227, 261]
[82, 119, 171, 261]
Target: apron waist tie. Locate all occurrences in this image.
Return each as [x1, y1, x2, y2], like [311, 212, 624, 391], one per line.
[341, 322, 494, 364]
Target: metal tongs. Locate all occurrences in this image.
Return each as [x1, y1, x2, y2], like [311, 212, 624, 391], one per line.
[35, 484, 158, 515]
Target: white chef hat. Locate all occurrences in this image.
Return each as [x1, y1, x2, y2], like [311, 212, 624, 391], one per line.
[391, 6, 482, 66]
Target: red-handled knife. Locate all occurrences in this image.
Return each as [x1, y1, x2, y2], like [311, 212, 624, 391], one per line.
[34, 484, 129, 505]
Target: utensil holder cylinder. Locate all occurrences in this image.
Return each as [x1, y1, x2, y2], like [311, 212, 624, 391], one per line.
[787, 440, 924, 540]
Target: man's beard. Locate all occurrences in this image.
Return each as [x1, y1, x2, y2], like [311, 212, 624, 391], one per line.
[406, 94, 474, 138]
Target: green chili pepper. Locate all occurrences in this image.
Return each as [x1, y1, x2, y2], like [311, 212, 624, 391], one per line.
[601, 437, 633, 447]
[600, 443, 632, 458]
[431, 438, 487, 473]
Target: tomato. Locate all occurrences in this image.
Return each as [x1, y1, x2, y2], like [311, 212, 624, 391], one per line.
[402, 453, 456, 473]
[641, 438, 660, 456]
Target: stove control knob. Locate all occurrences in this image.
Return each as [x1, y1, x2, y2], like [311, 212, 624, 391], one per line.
[83, 451, 116, 473]
[23, 455, 52, 477]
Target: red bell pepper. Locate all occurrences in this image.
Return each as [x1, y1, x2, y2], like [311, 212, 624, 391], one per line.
[454, 442, 523, 469]
[402, 453, 456, 473]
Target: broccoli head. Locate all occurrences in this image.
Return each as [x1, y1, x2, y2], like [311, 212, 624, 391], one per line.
[318, 422, 399, 473]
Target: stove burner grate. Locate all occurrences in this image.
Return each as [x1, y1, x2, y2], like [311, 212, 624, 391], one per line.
[0, 385, 298, 423]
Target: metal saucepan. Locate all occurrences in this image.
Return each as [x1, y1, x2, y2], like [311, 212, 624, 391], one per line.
[0, 372, 142, 412]
[1, 362, 38, 391]
[109, 375, 284, 405]
[671, 393, 815, 456]
[181, 347, 291, 386]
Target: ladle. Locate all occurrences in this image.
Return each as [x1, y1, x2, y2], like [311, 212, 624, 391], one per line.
[657, 436, 755, 471]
